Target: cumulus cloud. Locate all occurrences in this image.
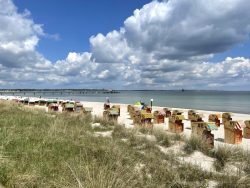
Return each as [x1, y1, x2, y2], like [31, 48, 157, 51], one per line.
[88, 0, 250, 89]
[1, 0, 250, 90]
[91, 0, 250, 62]
[0, 0, 47, 68]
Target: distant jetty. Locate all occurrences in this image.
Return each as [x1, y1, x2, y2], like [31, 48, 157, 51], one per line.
[0, 89, 119, 95]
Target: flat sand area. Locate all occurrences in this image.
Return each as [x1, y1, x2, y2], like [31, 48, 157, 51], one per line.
[80, 101, 250, 151]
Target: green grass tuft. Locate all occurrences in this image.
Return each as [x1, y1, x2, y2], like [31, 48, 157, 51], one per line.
[0, 101, 247, 187]
[183, 136, 210, 155]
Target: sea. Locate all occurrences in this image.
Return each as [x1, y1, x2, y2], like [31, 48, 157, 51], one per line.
[1, 90, 250, 114]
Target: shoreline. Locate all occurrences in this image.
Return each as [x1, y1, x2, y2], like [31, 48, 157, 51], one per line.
[1, 90, 250, 114]
[1, 96, 250, 150]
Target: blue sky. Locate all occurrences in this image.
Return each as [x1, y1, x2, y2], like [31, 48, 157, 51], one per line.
[13, 0, 152, 62]
[1, 0, 250, 90]
[212, 39, 250, 62]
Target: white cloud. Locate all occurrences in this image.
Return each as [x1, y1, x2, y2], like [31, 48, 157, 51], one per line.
[0, 0, 50, 70]
[88, 0, 250, 89]
[0, 0, 250, 90]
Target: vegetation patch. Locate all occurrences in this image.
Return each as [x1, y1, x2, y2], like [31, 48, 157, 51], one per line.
[0, 101, 248, 187]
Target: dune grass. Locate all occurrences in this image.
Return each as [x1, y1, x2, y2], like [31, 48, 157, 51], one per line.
[0, 100, 249, 187]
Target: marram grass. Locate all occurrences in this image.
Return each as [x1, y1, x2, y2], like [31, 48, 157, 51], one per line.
[0, 101, 249, 187]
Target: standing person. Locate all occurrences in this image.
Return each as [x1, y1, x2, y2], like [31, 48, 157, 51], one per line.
[104, 97, 110, 110]
[106, 97, 110, 103]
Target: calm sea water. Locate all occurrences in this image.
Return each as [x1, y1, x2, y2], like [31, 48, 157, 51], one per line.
[4, 90, 250, 114]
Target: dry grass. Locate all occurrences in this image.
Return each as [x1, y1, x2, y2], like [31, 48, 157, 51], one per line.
[0, 100, 248, 187]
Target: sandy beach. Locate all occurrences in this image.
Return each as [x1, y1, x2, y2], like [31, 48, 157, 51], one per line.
[21, 98, 250, 151]
[1, 95, 250, 150]
[81, 101, 250, 150]
[1, 97, 250, 186]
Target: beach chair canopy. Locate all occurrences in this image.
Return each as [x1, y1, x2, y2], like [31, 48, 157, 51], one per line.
[175, 115, 185, 120]
[75, 102, 83, 107]
[47, 99, 57, 103]
[141, 112, 153, 119]
[155, 110, 166, 116]
[49, 103, 59, 107]
[134, 101, 141, 106]
[39, 99, 47, 102]
[225, 121, 243, 131]
[244, 120, 250, 128]
[65, 103, 75, 109]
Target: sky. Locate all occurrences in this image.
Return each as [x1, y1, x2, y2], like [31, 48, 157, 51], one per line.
[1, 0, 250, 90]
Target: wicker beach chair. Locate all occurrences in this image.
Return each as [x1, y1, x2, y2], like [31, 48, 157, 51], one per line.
[39, 99, 47, 106]
[243, 120, 250, 139]
[74, 102, 84, 113]
[63, 103, 75, 112]
[112, 105, 120, 116]
[153, 110, 165, 124]
[103, 108, 119, 123]
[140, 111, 154, 131]
[208, 114, 221, 127]
[188, 110, 196, 119]
[163, 108, 171, 117]
[224, 120, 243, 144]
[222, 112, 232, 124]
[168, 114, 185, 133]
[191, 122, 217, 149]
[188, 110, 203, 122]
[48, 103, 59, 112]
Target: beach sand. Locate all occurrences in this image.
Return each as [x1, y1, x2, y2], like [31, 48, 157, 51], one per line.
[2, 97, 250, 177]
[2, 97, 250, 150]
[81, 101, 250, 151]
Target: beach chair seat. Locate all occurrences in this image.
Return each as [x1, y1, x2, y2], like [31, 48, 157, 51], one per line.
[112, 105, 120, 116]
[153, 110, 165, 124]
[48, 103, 59, 112]
[169, 120, 183, 133]
[39, 100, 47, 106]
[144, 106, 152, 113]
[163, 108, 171, 117]
[191, 122, 216, 148]
[64, 103, 75, 112]
[169, 114, 184, 133]
[103, 108, 119, 123]
[104, 103, 110, 110]
[28, 101, 36, 106]
[191, 122, 206, 136]
[224, 121, 242, 144]
[202, 130, 214, 149]
[74, 102, 84, 113]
